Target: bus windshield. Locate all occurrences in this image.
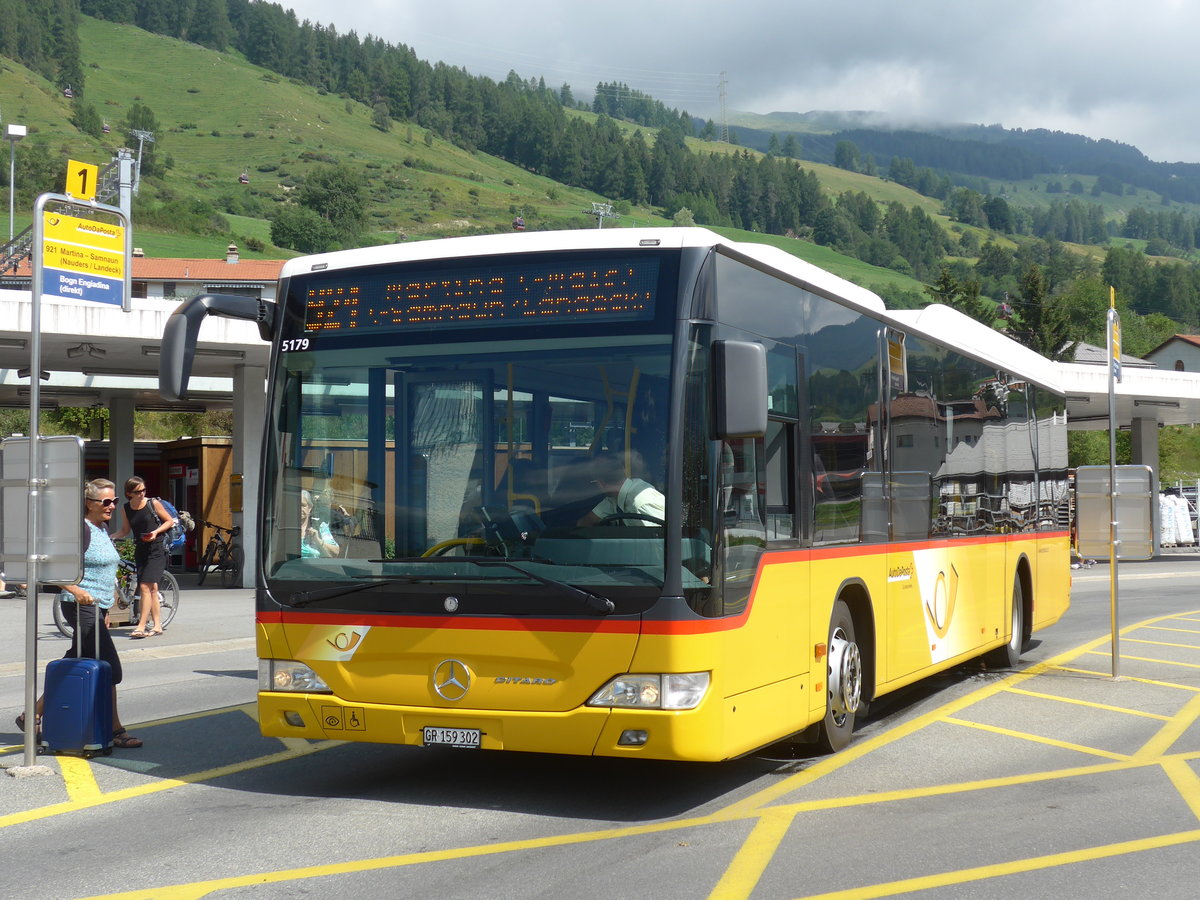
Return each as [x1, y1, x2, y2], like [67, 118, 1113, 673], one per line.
[262, 332, 680, 612]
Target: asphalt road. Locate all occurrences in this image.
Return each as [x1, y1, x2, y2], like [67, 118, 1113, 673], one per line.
[2, 558, 1199, 899]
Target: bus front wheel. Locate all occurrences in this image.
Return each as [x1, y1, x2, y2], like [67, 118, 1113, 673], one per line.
[818, 599, 862, 753]
[984, 573, 1025, 669]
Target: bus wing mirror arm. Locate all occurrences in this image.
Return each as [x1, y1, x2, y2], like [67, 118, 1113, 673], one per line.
[714, 340, 767, 439]
[158, 293, 275, 401]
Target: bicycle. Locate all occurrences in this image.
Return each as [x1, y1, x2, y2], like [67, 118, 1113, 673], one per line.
[196, 520, 243, 588]
[53, 559, 181, 638]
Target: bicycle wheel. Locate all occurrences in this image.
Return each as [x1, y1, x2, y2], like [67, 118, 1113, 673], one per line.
[196, 540, 218, 586]
[157, 571, 181, 629]
[52, 592, 74, 639]
[116, 562, 136, 626]
[221, 545, 244, 588]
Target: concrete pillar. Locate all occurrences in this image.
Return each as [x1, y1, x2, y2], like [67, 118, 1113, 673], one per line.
[1130, 416, 1159, 470]
[232, 365, 266, 588]
[1130, 416, 1161, 555]
[108, 396, 135, 487]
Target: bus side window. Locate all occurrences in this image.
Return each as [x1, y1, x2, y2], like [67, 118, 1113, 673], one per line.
[765, 419, 794, 540]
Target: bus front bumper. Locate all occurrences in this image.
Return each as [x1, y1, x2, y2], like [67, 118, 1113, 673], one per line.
[257, 692, 733, 761]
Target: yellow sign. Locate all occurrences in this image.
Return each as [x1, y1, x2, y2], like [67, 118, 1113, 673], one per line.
[42, 211, 125, 279]
[887, 331, 907, 392]
[65, 159, 99, 201]
[1107, 306, 1122, 382]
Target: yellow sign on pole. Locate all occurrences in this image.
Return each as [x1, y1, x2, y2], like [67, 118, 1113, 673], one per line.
[65, 159, 99, 201]
[40, 210, 126, 304]
[1107, 286, 1122, 383]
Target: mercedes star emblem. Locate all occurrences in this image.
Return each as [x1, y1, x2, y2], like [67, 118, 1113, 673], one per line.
[432, 658, 471, 701]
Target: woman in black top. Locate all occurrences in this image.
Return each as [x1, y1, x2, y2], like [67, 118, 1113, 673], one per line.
[111, 475, 174, 637]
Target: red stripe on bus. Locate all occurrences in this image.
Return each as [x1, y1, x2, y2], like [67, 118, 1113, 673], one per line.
[259, 531, 1066, 636]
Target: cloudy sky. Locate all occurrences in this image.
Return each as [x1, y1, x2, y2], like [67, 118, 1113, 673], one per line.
[280, 0, 1200, 163]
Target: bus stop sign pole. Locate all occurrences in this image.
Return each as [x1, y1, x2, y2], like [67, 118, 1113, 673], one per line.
[14, 187, 131, 770]
[1107, 298, 1122, 678]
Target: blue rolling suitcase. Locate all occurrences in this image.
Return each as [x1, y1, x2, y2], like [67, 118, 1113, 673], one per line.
[41, 602, 113, 758]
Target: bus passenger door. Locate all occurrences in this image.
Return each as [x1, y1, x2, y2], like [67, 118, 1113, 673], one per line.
[882, 328, 936, 683]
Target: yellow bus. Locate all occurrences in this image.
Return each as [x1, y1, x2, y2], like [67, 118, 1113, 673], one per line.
[160, 227, 1070, 760]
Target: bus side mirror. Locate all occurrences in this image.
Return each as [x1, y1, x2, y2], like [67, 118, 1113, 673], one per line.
[714, 340, 767, 439]
[159, 293, 270, 401]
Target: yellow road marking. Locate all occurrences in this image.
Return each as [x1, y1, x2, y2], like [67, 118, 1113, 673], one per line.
[1132, 691, 1200, 760]
[1161, 757, 1200, 823]
[72, 752, 1200, 900]
[0, 738, 344, 829]
[76, 812, 747, 900]
[16, 608, 1200, 900]
[58, 756, 101, 802]
[1050, 665, 1200, 691]
[708, 809, 795, 900]
[722, 629, 1117, 817]
[765, 754, 1200, 817]
[1142, 625, 1200, 635]
[1123, 637, 1200, 650]
[940, 716, 1131, 761]
[790, 829, 1200, 899]
[1003, 686, 1172, 720]
[1083, 649, 1200, 670]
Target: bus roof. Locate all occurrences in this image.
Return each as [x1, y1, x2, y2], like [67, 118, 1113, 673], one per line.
[888, 304, 1063, 393]
[279, 226, 887, 313]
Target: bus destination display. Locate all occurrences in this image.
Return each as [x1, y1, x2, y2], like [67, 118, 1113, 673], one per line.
[304, 256, 659, 333]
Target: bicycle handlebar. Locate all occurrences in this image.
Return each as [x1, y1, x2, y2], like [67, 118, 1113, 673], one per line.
[198, 520, 241, 536]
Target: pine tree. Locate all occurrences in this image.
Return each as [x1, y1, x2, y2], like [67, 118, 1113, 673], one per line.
[1011, 264, 1077, 360]
[924, 266, 993, 325]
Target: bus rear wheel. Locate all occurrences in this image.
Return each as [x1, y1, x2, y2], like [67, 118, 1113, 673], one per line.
[818, 599, 861, 753]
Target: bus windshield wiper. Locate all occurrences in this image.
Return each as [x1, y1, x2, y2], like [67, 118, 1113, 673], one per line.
[289, 574, 481, 606]
[466, 559, 615, 616]
[289, 563, 614, 615]
[290, 578, 396, 607]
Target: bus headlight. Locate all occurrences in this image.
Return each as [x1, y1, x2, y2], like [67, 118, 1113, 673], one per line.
[587, 673, 710, 710]
[259, 659, 332, 693]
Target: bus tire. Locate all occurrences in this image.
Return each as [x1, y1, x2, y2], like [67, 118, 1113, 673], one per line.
[985, 573, 1025, 668]
[817, 599, 862, 753]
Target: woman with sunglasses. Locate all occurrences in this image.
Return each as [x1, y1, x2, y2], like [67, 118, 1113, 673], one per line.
[111, 475, 173, 637]
[14, 479, 142, 748]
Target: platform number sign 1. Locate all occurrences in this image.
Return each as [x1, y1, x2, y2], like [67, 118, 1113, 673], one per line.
[65, 159, 99, 201]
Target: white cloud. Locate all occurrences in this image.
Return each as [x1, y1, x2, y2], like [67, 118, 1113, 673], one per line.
[278, 0, 1200, 161]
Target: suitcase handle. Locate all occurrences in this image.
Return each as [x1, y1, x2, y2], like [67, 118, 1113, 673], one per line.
[73, 592, 102, 661]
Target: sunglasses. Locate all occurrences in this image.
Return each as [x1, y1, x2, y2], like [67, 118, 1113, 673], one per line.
[131, 487, 145, 494]
[88, 498, 118, 507]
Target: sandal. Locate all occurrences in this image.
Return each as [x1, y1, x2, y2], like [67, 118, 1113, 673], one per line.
[15, 713, 41, 740]
[150, 628, 164, 636]
[130, 631, 149, 639]
[112, 728, 143, 749]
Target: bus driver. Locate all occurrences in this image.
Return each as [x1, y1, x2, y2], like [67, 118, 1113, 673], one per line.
[577, 453, 665, 527]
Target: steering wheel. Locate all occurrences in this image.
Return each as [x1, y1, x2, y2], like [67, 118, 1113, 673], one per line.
[598, 512, 666, 527]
